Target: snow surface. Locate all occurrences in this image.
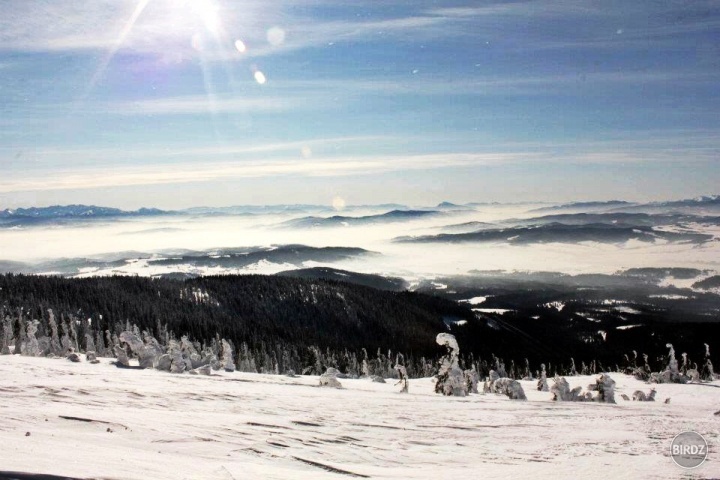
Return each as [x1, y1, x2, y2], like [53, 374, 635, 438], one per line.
[460, 296, 487, 305]
[473, 308, 514, 314]
[0, 355, 718, 479]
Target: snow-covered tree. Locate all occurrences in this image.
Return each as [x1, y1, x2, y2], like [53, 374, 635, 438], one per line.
[632, 388, 656, 401]
[587, 373, 616, 403]
[68, 315, 79, 353]
[394, 364, 409, 393]
[47, 309, 61, 356]
[119, 331, 157, 368]
[491, 377, 527, 400]
[569, 358, 577, 376]
[319, 367, 343, 388]
[95, 330, 106, 357]
[434, 333, 467, 396]
[23, 320, 41, 357]
[522, 358, 532, 380]
[701, 343, 715, 381]
[1, 315, 13, 355]
[464, 367, 479, 394]
[84, 333, 96, 354]
[221, 339, 235, 372]
[537, 364, 549, 391]
[60, 315, 72, 354]
[86, 351, 100, 364]
[17, 310, 27, 354]
[551, 376, 586, 401]
[113, 344, 130, 367]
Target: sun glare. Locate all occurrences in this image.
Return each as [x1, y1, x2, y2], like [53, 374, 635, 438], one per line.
[189, 0, 221, 34]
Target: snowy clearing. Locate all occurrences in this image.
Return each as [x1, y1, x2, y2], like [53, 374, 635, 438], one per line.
[0, 356, 718, 479]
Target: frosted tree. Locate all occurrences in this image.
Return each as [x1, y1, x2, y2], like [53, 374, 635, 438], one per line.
[434, 333, 467, 396]
[491, 377, 527, 400]
[17, 310, 27, 354]
[1, 315, 13, 355]
[95, 330, 106, 357]
[162, 340, 187, 373]
[113, 344, 131, 366]
[686, 366, 700, 383]
[221, 339, 236, 372]
[119, 331, 157, 368]
[551, 376, 585, 401]
[237, 342, 255, 372]
[105, 330, 114, 353]
[86, 350, 100, 364]
[650, 343, 688, 383]
[537, 364, 549, 391]
[666, 343, 679, 375]
[47, 309, 61, 356]
[632, 388, 656, 401]
[464, 367, 479, 394]
[395, 364, 409, 393]
[569, 358, 577, 376]
[85, 333, 96, 355]
[23, 320, 41, 357]
[281, 347, 293, 376]
[60, 316, 72, 354]
[361, 348, 370, 378]
[319, 367, 343, 388]
[522, 358, 532, 380]
[143, 331, 165, 359]
[702, 343, 715, 381]
[493, 354, 507, 378]
[587, 373, 615, 403]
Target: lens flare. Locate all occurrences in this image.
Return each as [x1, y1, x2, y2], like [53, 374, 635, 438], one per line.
[266, 27, 286, 46]
[234, 39, 247, 53]
[332, 196, 346, 211]
[254, 71, 267, 84]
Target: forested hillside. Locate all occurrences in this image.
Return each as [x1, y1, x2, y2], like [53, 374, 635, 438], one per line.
[1, 274, 717, 378]
[0, 274, 476, 376]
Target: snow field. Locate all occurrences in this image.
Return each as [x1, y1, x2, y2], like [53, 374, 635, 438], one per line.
[0, 355, 718, 479]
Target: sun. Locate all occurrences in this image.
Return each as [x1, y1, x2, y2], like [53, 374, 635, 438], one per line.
[187, 0, 221, 34]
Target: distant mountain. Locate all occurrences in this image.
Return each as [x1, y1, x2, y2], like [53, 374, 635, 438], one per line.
[0, 204, 168, 218]
[0, 245, 376, 276]
[432, 221, 499, 234]
[276, 267, 408, 291]
[505, 212, 720, 228]
[279, 209, 443, 228]
[434, 202, 474, 211]
[147, 245, 376, 269]
[619, 267, 707, 282]
[0, 204, 170, 227]
[657, 195, 720, 207]
[692, 275, 720, 291]
[530, 200, 635, 213]
[395, 223, 713, 245]
[607, 195, 720, 215]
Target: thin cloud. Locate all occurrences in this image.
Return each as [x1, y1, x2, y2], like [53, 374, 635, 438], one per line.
[2, 143, 715, 194]
[0, 152, 539, 193]
[115, 95, 307, 115]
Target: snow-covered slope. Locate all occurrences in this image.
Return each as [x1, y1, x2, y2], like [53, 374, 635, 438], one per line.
[0, 355, 717, 479]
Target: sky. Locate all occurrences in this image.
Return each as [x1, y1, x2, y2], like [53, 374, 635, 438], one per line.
[1, 0, 719, 209]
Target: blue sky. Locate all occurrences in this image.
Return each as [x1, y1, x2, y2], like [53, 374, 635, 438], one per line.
[1, 0, 719, 209]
